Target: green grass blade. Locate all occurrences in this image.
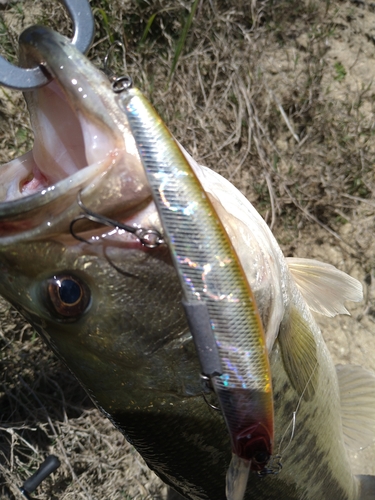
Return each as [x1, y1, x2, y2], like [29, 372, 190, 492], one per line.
[94, 8, 115, 44]
[140, 12, 158, 45]
[168, 0, 200, 83]
[139, 7, 181, 46]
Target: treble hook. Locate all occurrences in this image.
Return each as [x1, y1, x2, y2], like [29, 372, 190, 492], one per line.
[70, 193, 164, 249]
[102, 40, 127, 79]
[101, 40, 133, 93]
[200, 375, 221, 412]
[256, 454, 283, 477]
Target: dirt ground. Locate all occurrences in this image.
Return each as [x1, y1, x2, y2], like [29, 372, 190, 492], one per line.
[0, 0, 374, 498]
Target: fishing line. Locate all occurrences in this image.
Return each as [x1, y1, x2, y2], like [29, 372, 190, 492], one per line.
[256, 361, 319, 477]
[277, 361, 319, 457]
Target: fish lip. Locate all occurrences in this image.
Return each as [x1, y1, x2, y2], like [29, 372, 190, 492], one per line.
[0, 26, 152, 239]
[0, 160, 107, 217]
[17, 25, 125, 189]
[18, 24, 126, 149]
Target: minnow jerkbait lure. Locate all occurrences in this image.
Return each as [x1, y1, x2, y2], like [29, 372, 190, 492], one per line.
[119, 84, 274, 500]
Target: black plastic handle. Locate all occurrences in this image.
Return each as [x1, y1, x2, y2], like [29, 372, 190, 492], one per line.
[21, 455, 61, 495]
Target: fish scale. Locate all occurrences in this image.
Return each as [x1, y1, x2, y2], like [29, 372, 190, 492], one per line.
[120, 87, 274, 474]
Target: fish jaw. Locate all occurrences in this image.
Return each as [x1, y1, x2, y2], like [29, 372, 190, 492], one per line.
[0, 26, 155, 242]
[18, 25, 123, 188]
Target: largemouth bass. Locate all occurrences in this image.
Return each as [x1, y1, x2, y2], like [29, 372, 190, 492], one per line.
[0, 25, 375, 500]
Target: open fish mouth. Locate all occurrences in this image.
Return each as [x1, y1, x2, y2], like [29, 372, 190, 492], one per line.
[0, 26, 156, 243]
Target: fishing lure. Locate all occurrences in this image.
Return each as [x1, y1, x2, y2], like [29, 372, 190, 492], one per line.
[117, 82, 274, 500]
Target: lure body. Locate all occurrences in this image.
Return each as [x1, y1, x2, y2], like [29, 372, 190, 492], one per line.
[120, 87, 274, 480]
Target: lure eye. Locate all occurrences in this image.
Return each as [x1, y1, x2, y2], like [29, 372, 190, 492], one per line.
[252, 450, 270, 466]
[47, 274, 90, 319]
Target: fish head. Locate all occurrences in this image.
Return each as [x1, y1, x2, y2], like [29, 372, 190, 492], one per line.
[0, 25, 203, 401]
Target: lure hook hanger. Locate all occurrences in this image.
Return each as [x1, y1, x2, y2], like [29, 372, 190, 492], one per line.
[70, 193, 165, 249]
[0, 0, 94, 90]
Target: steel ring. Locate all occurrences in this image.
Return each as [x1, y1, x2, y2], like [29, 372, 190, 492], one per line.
[0, 0, 94, 90]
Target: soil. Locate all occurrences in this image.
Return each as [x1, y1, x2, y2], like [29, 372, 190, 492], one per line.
[0, 0, 374, 497]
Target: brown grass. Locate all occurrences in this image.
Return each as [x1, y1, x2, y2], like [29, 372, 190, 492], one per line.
[0, 0, 374, 497]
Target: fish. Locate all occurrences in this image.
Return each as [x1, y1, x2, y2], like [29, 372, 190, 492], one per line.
[0, 24, 375, 500]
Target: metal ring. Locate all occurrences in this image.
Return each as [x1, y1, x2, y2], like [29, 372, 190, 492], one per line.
[111, 75, 133, 94]
[135, 228, 165, 248]
[0, 0, 94, 90]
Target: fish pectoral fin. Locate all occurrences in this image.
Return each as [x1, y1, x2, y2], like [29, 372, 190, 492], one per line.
[357, 474, 375, 499]
[286, 257, 363, 317]
[278, 306, 318, 401]
[337, 364, 375, 450]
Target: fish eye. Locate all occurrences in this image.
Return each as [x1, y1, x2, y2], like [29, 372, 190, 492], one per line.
[47, 274, 90, 320]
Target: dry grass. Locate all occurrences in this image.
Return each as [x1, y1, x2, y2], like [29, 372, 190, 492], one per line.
[0, 0, 374, 498]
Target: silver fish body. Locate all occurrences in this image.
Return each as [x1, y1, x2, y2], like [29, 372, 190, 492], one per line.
[0, 26, 374, 500]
